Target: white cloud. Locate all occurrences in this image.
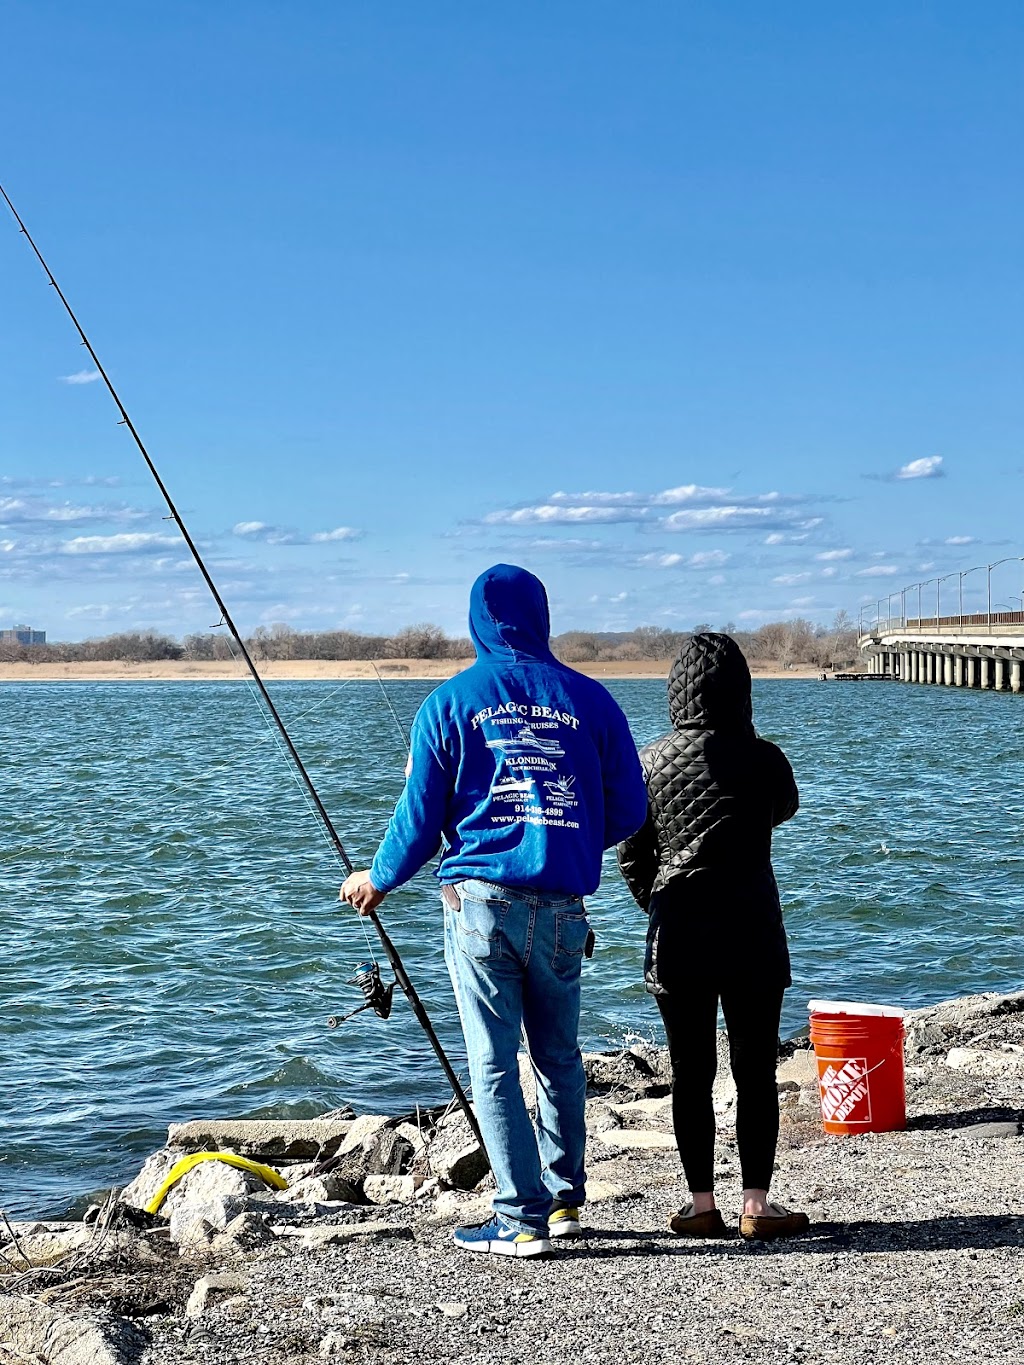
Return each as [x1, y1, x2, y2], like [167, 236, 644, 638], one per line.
[310, 526, 361, 543]
[233, 521, 268, 537]
[59, 369, 102, 385]
[944, 535, 976, 545]
[60, 533, 180, 555]
[896, 456, 944, 480]
[485, 504, 648, 526]
[65, 603, 116, 620]
[651, 485, 733, 506]
[518, 537, 611, 555]
[664, 507, 810, 533]
[0, 496, 149, 528]
[772, 572, 812, 586]
[637, 549, 730, 570]
[484, 485, 827, 532]
[855, 565, 902, 578]
[815, 548, 853, 561]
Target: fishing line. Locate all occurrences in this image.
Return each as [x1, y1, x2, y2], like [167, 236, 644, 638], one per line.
[1, 184, 484, 1150]
[370, 663, 412, 753]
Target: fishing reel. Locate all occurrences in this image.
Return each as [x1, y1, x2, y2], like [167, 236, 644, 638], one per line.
[326, 961, 396, 1028]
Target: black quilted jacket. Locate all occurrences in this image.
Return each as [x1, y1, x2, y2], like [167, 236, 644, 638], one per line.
[617, 633, 798, 993]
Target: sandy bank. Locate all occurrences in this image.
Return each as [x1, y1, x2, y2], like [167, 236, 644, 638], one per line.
[0, 658, 824, 683]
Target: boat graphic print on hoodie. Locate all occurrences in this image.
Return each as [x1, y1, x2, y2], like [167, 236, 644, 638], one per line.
[369, 564, 647, 897]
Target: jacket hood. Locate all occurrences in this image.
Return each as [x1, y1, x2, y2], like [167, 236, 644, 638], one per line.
[667, 632, 754, 731]
[468, 564, 554, 662]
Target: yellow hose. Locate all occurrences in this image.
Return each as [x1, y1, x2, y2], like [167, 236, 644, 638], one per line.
[145, 1151, 288, 1214]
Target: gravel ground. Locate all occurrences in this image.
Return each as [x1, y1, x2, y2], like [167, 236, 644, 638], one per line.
[7, 993, 1022, 1365]
[139, 1105, 1023, 1364]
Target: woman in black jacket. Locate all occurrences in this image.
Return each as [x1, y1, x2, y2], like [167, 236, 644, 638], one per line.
[618, 632, 808, 1240]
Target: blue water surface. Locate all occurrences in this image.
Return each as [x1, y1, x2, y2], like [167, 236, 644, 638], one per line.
[1, 677, 1022, 1217]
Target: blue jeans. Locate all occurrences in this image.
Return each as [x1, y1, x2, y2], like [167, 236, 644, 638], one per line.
[443, 878, 590, 1235]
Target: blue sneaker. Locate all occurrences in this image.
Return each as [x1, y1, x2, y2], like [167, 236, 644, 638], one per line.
[452, 1215, 552, 1258]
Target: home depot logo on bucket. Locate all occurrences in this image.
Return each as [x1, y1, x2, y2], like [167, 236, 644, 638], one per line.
[818, 1056, 872, 1126]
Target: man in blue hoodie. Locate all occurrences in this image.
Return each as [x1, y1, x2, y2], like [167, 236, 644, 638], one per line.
[341, 564, 647, 1257]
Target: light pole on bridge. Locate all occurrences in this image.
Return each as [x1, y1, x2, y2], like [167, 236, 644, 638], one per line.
[936, 572, 958, 631]
[986, 557, 1024, 631]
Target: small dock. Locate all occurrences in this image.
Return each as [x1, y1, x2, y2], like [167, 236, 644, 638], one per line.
[829, 672, 895, 682]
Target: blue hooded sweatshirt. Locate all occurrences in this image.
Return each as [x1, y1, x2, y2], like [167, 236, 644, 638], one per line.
[369, 564, 647, 897]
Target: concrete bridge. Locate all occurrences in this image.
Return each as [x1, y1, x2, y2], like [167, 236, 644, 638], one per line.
[859, 612, 1024, 693]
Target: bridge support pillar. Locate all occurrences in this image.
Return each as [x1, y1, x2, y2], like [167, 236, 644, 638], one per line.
[902, 650, 911, 682]
[942, 655, 953, 686]
[954, 654, 964, 686]
[1012, 660, 1022, 694]
[979, 657, 991, 689]
[994, 658, 1007, 691]
[927, 653, 935, 684]
[967, 656, 977, 688]
[914, 651, 922, 683]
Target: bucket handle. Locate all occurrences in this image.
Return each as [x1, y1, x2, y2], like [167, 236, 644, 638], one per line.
[817, 1034, 904, 1087]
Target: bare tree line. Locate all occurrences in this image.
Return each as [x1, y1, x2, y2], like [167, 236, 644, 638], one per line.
[0, 613, 859, 668]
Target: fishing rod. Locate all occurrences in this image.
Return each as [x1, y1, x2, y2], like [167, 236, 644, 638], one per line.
[1, 184, 485, 1153]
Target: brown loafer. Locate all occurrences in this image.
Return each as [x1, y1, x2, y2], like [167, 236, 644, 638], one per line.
[739, 1204, 810, 1241]
[669, 1204, 731, 1238]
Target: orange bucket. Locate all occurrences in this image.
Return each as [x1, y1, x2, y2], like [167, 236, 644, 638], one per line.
[808, 999, 906, 1136]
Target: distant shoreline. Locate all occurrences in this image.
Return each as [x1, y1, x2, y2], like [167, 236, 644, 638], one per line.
[0, 659, 823, 683]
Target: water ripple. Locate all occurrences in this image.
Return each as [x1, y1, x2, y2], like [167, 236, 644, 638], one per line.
[1, 678, 1022, 1216]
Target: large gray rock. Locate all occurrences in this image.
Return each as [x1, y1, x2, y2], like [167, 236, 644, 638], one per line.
[167, 1118, 355, 1160]
[276, 1172, 362, 1205]
[337, 1115, 392, 1156]
[2, 1294, 141, 1365]
[363, 1174, 419, 1204]
[582, 1049, 663, 1099]
[0, 1221, 93, 1270]
[210, 1211, 277, 1255]
[904, 991, 1024, 1058]
[185, 1270, 250, 1319]
[366, 1127, 415, 1176]
[153, 1158, 271, 1245]
[944, 1046, 1024, 1077]
[417, 1110, 489, 1190]
[120, 1149, 179, 1213]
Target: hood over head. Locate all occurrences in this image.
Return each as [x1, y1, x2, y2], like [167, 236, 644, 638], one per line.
[667, 631, 754, 732]
[469, 564, 553, 662]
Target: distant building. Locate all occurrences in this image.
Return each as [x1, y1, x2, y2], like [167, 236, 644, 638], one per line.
[0, 625, 46, 645]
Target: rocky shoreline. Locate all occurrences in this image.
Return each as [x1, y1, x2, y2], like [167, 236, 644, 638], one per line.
[2, 990, 1022, 1365]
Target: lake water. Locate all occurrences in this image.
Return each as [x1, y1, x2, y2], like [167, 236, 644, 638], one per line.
[2, 677, 1022, 1218]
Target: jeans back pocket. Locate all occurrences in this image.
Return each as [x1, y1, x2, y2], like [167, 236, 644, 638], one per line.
[552, 907, 590, 975]
[454, 887, 509, 961]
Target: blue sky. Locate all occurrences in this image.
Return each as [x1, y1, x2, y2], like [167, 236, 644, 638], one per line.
[2, 2, 1022, 640]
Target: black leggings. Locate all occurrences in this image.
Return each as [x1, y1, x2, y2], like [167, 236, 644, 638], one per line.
[656, 985, 784, 1193]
